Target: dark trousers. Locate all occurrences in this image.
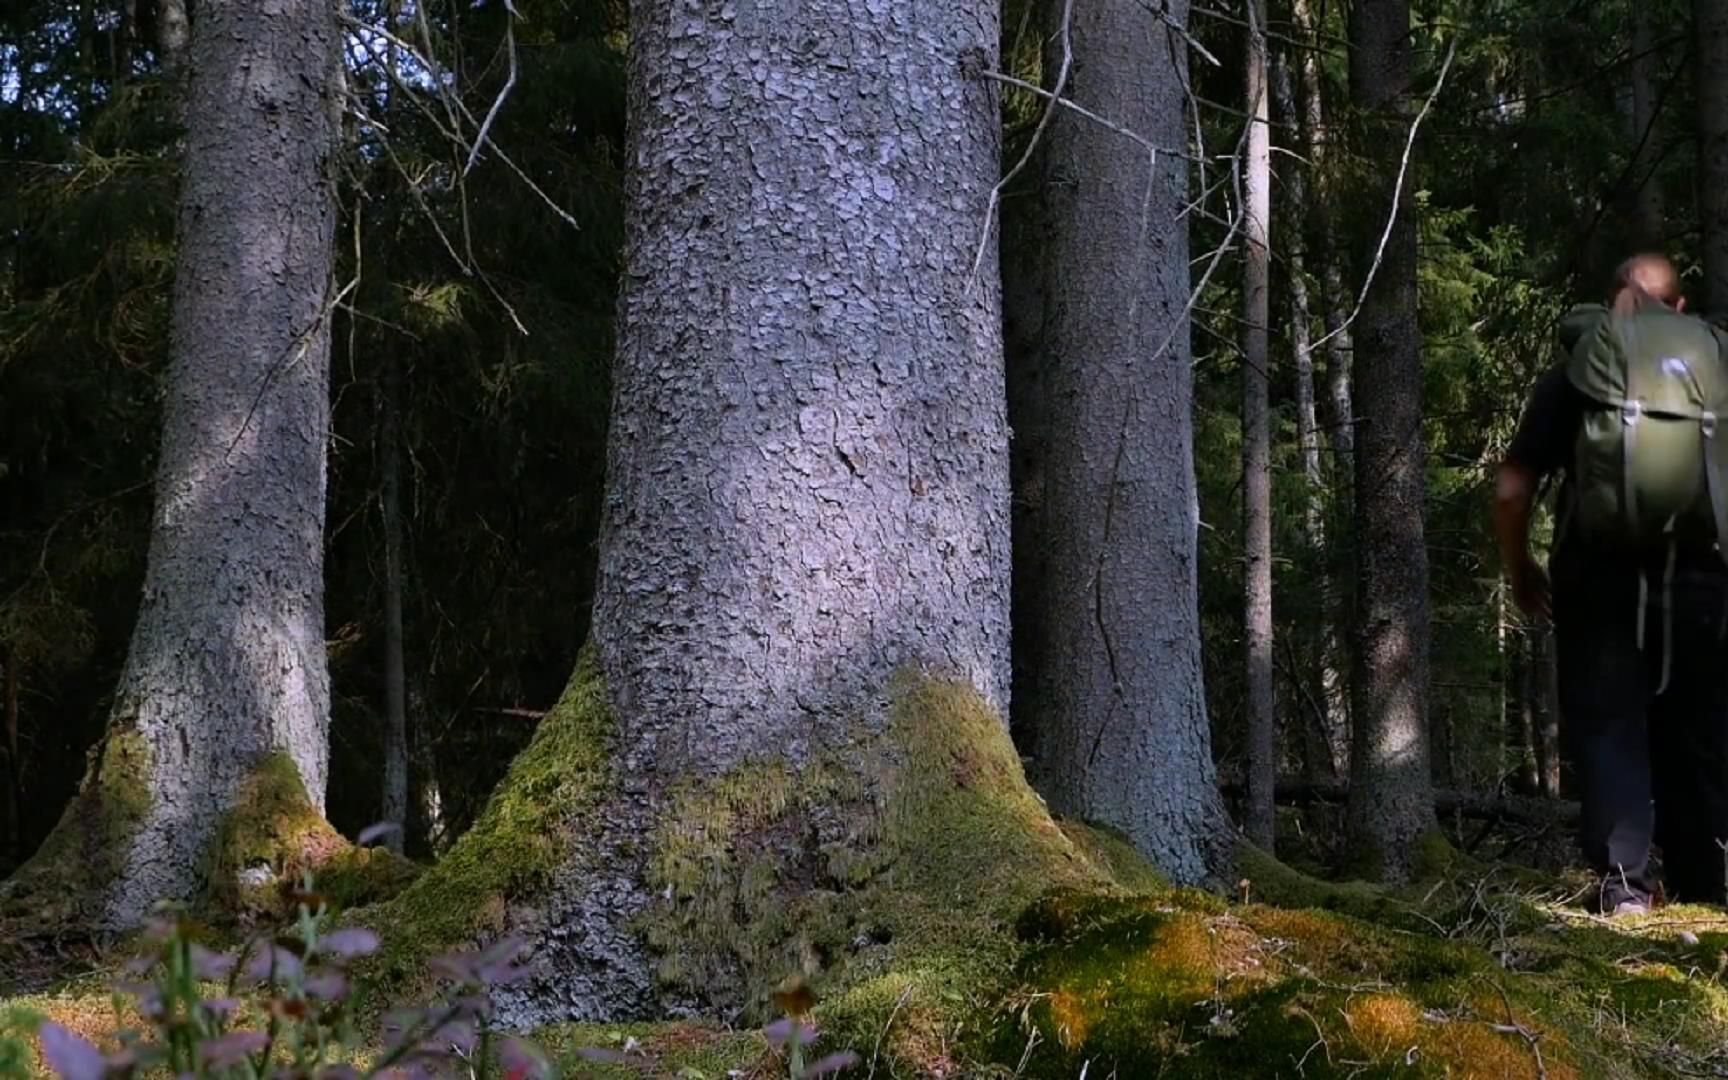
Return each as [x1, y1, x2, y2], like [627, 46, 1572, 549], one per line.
[1553, 548, 1728, 907]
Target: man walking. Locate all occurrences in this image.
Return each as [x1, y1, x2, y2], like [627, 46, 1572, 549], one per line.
[1494, 253, 1728, 914]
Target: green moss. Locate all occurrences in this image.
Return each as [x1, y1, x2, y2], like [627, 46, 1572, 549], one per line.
[1057, 820, 1168, 894]
[352, 645, 613, 994]
[0, 729, 151, 927]
[635, 672, 1133, 1072]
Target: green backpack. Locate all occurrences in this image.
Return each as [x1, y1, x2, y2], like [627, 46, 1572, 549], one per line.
[1557, 300, 1728, 559]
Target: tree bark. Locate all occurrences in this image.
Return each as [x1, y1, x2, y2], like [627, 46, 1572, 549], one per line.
[380, 351, 408, 854]
[486, 0, 1013, 1025]
[1343, 0, 1439, 881]
[1628, 1, 1665, 249]
[1698, 0, 1728, 313]
[1008, 0, 1233, 884]
[1276, 22, 1348, 779]
[30, 0, 343, 927]
[1242, 0, 1277, 851]
[3, 645, 19, 866]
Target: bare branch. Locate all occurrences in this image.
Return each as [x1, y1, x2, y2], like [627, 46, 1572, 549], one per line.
[970, 0, 1076, 288]
[1305, 39, 1459, 359]
[463, 1, 519, 177]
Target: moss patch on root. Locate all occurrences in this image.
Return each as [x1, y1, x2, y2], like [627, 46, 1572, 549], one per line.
[637, 672, 1137, 1073]
[205, 751, 419, 917]
[0, 730, 152, 930]
[351, 645, 613, 995]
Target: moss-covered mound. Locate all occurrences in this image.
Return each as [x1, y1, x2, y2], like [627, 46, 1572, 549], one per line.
[207, 750, 420, 917]
[0, 731, 151, 930]
[351, 645, 614, 994]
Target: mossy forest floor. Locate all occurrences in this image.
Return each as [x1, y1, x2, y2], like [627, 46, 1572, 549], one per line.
[7, 671, 1728, 1077]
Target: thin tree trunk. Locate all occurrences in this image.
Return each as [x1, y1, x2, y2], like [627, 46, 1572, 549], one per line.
[1697, 0, 1728, 313]
[3, 645, 19, 865]
[1293, 0, 1356, 479]
[1344, 0, 1439, 881]
[380, 351, 408, 854]
[1531, 621, 1562, 797]
[155, 0, 189, 75]
[1011, 0, 1234, 885]
[1629, 1, 1665, 248]
[1242, 0, 1277, 851]
[1271, 44, 1347, 784]
[15, 0, 343, 927]
[475, 0, 1015, 1026]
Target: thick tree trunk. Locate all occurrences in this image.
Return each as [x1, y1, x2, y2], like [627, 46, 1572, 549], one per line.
[1698, 0, 1728, 313]
[1628, 2, 1665, 248]
[1009, 0, 1233, 885]
[1343, 0, 1439, 881]
[18, 0, 342, 927]
[380, 352, 408, 854]
[1242, 0, 1277, 851]
[483, 0, 1013, 1025]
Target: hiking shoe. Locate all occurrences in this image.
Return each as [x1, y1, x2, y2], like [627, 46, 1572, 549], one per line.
[1611, 897, 1651, 918]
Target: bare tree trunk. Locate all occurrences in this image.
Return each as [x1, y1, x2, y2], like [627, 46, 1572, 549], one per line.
[1278, 19, 1349, 778]
[155, 0, 188, 74]
[1242, 0, 1277, 851]
[1698, 0, 1728, 312]
[1010, 0, 1234, 884]
[1343, 0, 1439, 881]
[380, 352, 408, 854]
[1530, 621, 1562, 797]
[11, 0, 342, 927]
[3, 645, 19, 866]
[474, 0, 1015, 1026]
[1629, 1, 1665, 248]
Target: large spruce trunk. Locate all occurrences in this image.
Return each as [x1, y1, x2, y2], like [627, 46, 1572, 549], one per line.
[1007, 0, 1232, 885]
[1343, 0, 1439, 880]
[487, 0, 1012, 1024]
[9, 0, 342, 926]
[1697, 0, 1728, 312]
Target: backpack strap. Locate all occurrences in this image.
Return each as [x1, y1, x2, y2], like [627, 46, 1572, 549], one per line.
[1618, 312, 1642, 539]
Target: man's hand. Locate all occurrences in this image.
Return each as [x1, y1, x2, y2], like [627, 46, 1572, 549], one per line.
[1509, 557, 1552, 620]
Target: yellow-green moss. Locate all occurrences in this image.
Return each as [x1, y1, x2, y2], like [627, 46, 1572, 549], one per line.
[0, 730, 151, 927]
[635, 671, 1134, 1074]
[205, 751, 417, 915]
[534, 1022, 771, 1079]
[352, 645, 613, 994]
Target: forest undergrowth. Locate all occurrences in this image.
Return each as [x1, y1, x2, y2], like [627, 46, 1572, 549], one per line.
[6, 714, 1728, 1079]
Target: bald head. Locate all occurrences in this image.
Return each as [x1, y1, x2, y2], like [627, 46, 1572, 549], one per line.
[1611, 253, 1685, 311]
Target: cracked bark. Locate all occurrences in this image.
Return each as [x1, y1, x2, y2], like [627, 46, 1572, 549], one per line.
[44, 0, 342, 926]
[487, 0, 1013, 1024]
[1343, 0, 1439, 881]
[1004, 0, 1232, 887]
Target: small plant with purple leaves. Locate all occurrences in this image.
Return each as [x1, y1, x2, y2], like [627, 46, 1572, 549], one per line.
[31, 827, 552, 1079]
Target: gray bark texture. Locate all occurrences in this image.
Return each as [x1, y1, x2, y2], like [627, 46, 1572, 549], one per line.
[490, 0, 1012, 1025]
[1343, 0, 1439, 881]
[100, 0, 341, 926]
[1242, 0, 1276, 851]
[1274, 34, 1348, 780]
[1006, 0, 1233, 887]
[1697, 0, 1728, 313]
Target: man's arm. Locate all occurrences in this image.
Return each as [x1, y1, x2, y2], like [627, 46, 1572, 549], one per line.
[1494, 459, 1551, 618]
